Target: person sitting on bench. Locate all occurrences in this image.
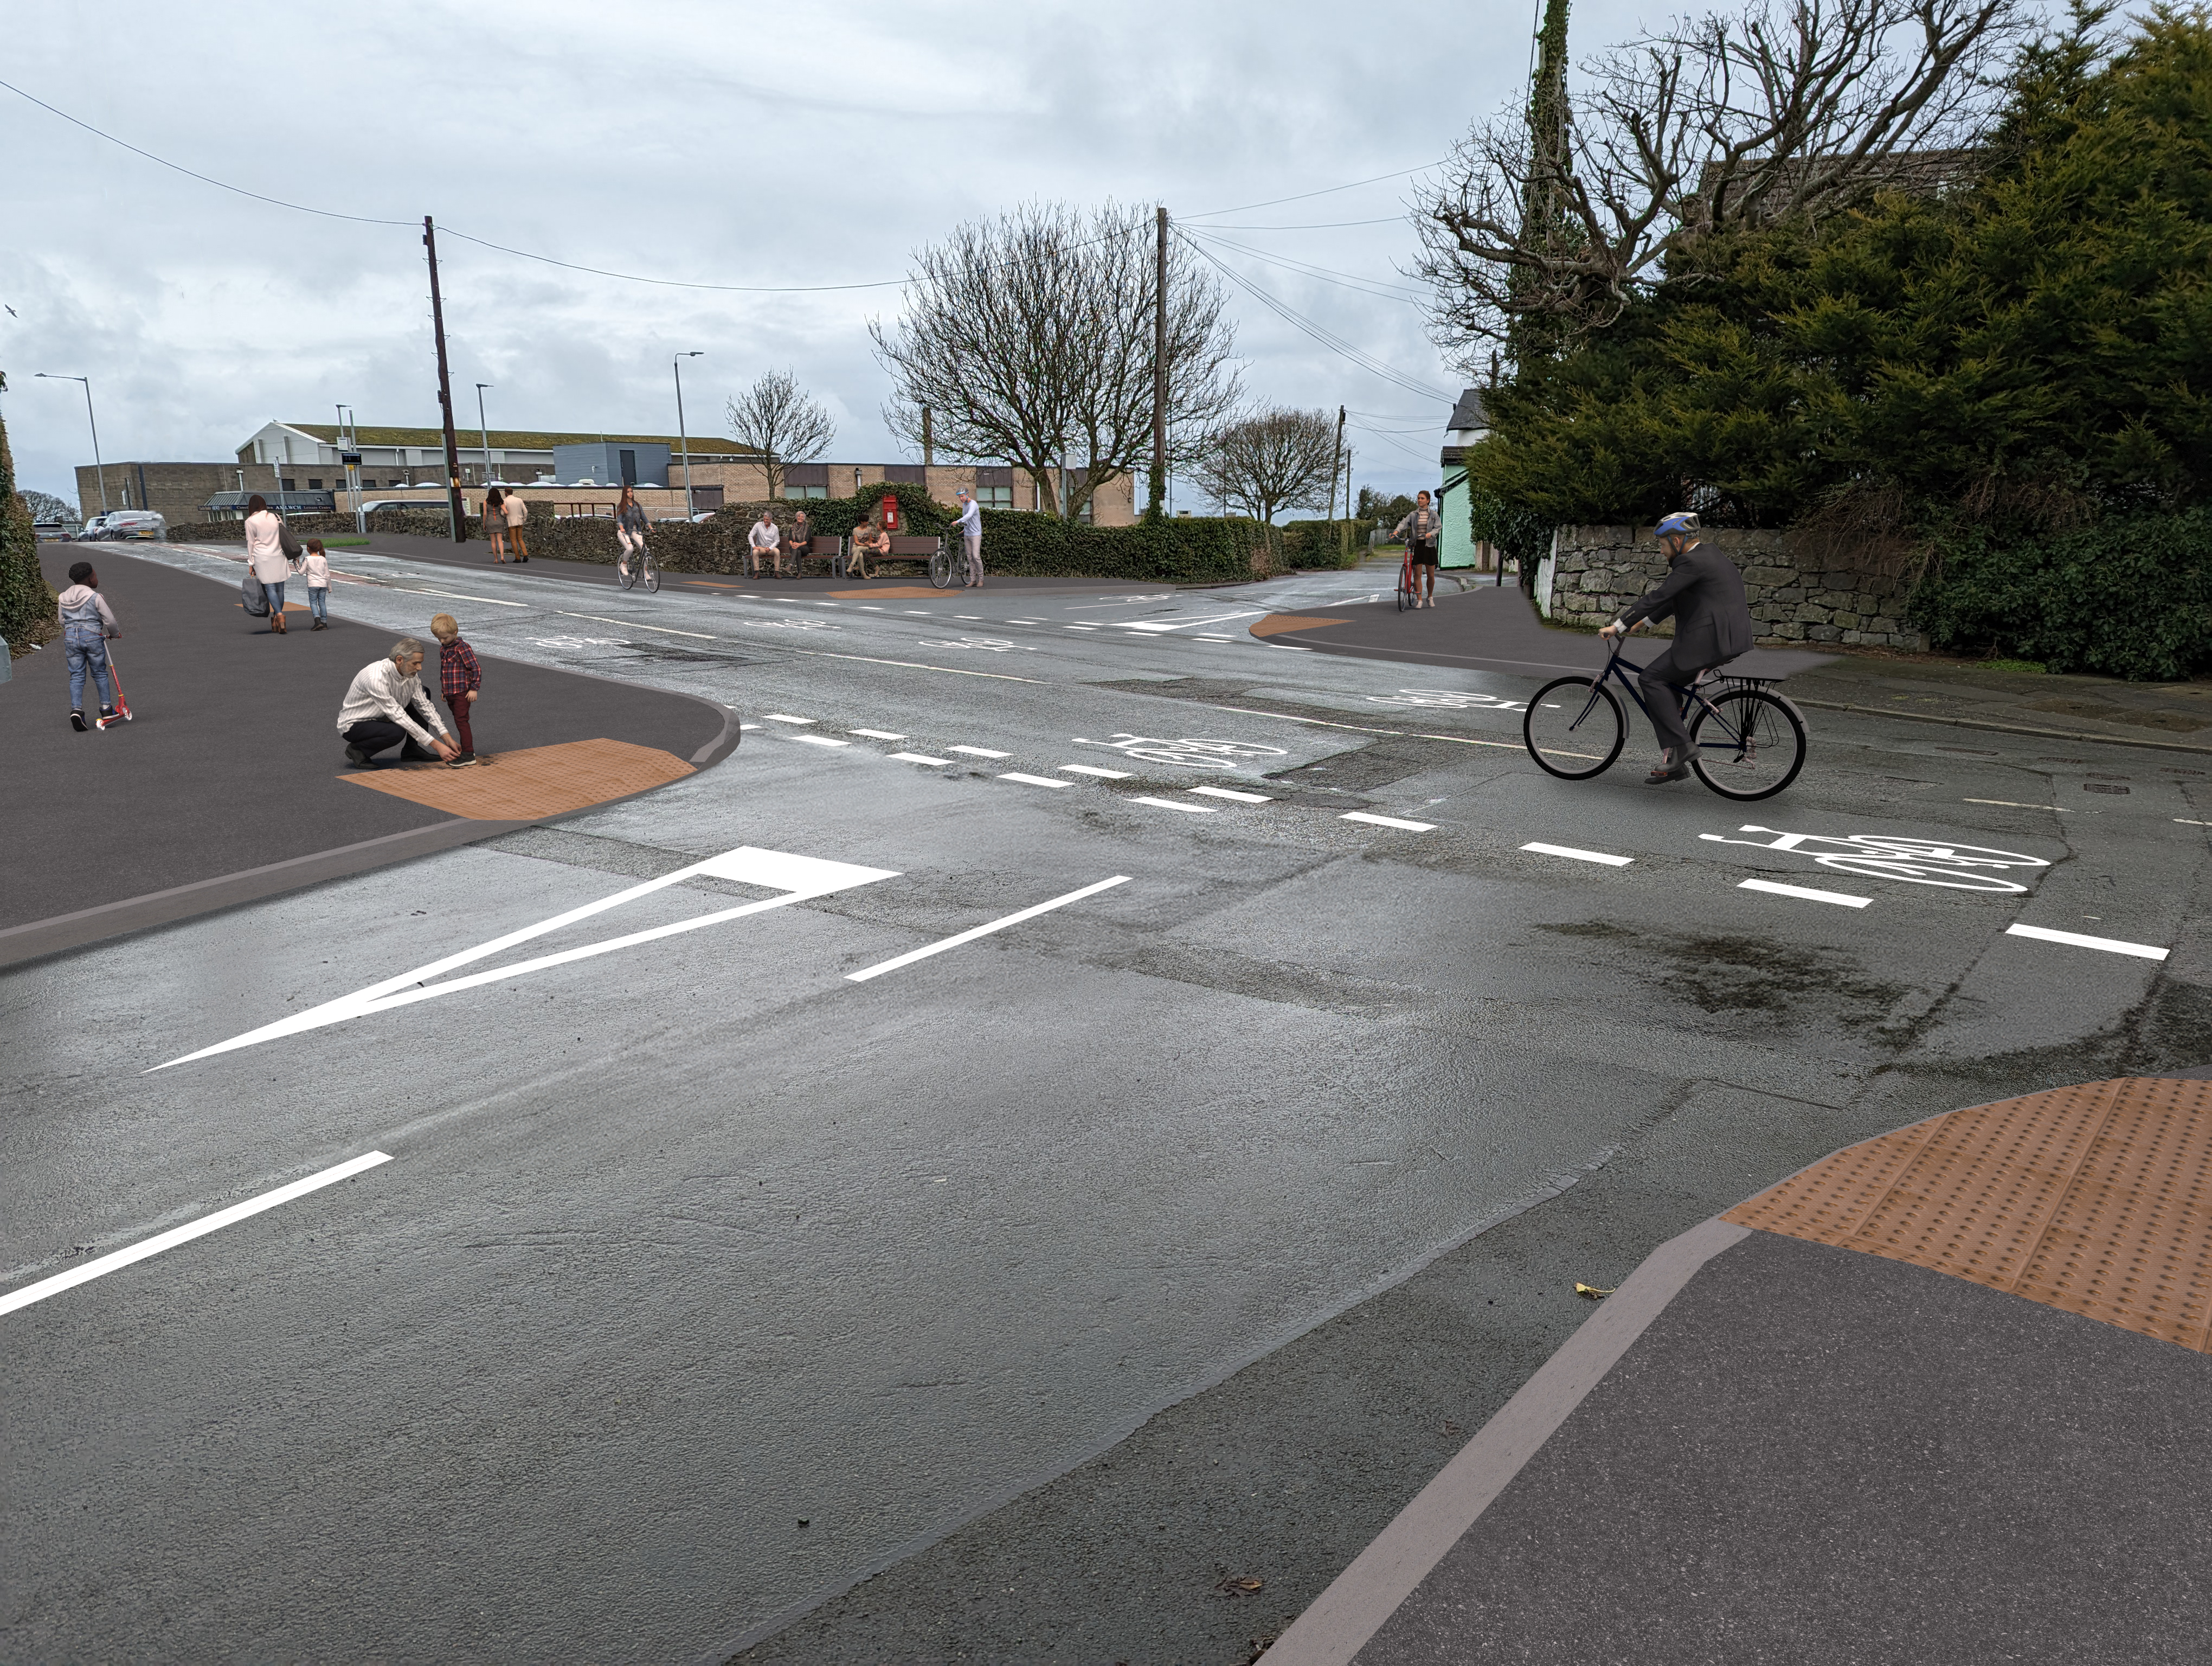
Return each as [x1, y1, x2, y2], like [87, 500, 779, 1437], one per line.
[847, 520, 891, 580]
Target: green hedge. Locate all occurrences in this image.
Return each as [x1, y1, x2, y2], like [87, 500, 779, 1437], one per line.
[1275, 520, 1364, 569]
[1911, 509, 2212, 679]
[1, 392, 54, 653]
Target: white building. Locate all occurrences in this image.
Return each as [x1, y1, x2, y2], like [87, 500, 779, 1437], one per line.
[235, 421, 755, 492]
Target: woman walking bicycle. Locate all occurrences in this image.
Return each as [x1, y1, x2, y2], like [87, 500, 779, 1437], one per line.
[1393, 490, 1442, 608]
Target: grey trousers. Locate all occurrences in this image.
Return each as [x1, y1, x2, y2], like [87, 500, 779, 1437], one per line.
[1637, 644, 1719, 760]
[963, 533, 982, 585]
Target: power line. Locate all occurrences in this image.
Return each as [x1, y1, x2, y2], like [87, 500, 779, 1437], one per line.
[1191, 162, 1441, 219]
[1181, 228, 1426, 303]
[1179, 216, 1406, 232]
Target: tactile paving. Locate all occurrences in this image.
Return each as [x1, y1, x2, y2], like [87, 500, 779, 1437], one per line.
[1248, 613, 1351, 637]
[339, 737, 692, 821]
[1724, 1078, 2212, 1352]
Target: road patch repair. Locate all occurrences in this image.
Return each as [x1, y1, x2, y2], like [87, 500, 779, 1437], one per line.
[1268, 1075, 2212, 1664]
[2, 547, 736, 968]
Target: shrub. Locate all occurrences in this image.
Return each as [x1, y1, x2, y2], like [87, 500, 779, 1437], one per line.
[1, 392, 54, 653]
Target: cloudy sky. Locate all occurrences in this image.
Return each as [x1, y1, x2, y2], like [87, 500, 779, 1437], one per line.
[2, 0, 1657, 511]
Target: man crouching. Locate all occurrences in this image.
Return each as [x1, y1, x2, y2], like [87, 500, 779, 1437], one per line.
[338, 637, 462, 768]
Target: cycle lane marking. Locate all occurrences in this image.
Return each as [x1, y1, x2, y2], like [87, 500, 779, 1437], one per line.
[2005, 924, 2169, 961]
[1347, 812, 1437, 832]
[1191, 786, 1273, 804]
[1059, 764, 1134, 779]
[888, 752, 952, 766]
[950, 745, 1011, 759]
[1000, 772, 1072, 789]
[1698, 825, 2054, 893]
[1520, 841, 1630, 866]
[1132, 796, 1217, 813]
[1, 1151, 393, 1320]
[846, 876, 1133, 982]
[1738, 878, 1872, 908]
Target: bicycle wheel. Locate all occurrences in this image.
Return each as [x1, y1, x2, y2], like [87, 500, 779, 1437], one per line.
[1396, 558, 1414, 612]
[643, 553, 660, 594]
[1522, 676, 1625, 779]
[929, 549, 956, 589]
[616, 557, 636, 591]
[1690, 688, 1806, 800]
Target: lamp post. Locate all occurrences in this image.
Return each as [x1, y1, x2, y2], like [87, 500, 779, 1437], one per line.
[672, 352, 703, 517]
[474, 383, 494, 495]
[337, 403, 364, 534]
[36, 374, 106, 515]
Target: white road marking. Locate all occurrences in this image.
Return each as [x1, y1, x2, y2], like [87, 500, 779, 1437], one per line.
[739, 722, 762, 731]
[848, 728, 908, 740]
[888, 752, 951, 766]
[155, 849, 899, 1068]
[1059, 764, 1133, 779]
[2005, 923, 2169, 960]
[950, 745, 1010, 758]
[1123, 609, 1266, 633]
[1195, 634, 1236, 641]
[1739, 877, 1872, 908]
[904, 610, 933, 616]
[794, 734, 851, 748]
[390, 584, 528, 608]
[0, 1150, 394, 1319]
[1065, 625, 1099, 631]
[555, 611, 717, 640]
[999, 772, 1072, 789]
[956, 615, 983, 620]
[846, 876, 1133, 982]
[1347, 812, 1439, 832]
[761, 714, 814, 725]
[1966, 798, 2072, 812]
[1520, 840, 1627, 864]
[1190, 786, 1272, 803]
[1133, 796, 1217, 813]
[2177, 818, 2211, 826]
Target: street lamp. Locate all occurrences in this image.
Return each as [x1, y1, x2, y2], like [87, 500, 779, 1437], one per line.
[36, 374, 105, 514]
[337, 403, 364, 534]
[474, 383, 494, 493]
[672, 352, 703, 518]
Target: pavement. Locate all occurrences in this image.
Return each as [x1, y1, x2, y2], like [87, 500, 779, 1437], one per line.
[8, 540, 2212, 1664]
[1, 547, 734, 965]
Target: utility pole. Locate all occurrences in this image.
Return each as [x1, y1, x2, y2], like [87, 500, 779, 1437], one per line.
[36, 374, 106, 514]
[337, 403, 364, 535]
[423, 215, 467, 543]
[1328, 403, 1346, 558]
[673, 351, 703, 517]
[474, 383, 495, 491]
[1149, 204, 1168, 519]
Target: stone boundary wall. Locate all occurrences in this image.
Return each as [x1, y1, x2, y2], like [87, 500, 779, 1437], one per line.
[1534, 524, 1926, 651]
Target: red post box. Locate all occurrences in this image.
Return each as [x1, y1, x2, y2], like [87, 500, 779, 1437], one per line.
[879, 492, 901, 532]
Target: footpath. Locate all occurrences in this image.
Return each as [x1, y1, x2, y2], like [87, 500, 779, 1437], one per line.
[1, 546, 735, 967]
[1267, 1074, 2212, 1664]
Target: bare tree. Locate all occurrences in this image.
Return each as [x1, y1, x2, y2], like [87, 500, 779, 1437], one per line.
[873, 201, 1240, 521]
[726, 370, 836, 499]
[1416, 0, 2020, 359]
[18, 488, 74, 524]
[1199, 407, 1340, 553]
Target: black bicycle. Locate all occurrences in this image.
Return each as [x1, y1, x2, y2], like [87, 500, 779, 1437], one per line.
[1522, 636, 1808, 800]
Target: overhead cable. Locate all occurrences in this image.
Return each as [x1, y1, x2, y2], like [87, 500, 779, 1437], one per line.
[1191, 162, 1441, 219]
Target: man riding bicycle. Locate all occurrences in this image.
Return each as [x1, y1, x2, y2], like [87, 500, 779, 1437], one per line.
[1598, 512, 1754, 785]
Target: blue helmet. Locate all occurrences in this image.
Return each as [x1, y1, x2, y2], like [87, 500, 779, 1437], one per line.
[1656, 511, 1700, 537]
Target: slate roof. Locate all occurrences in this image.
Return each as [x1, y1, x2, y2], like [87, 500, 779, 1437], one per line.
[1446, 388, 1489, 433]
[277, 422, 761, 456]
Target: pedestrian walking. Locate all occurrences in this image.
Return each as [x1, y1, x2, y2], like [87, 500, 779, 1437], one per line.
[337, 638, 461, 768]
[485, 486, 510, 562]
[1393, 491, 1442, 607]
[56, 559, 120, 731]
[504, 489, 531, 562]
[295, 537, 332, 630]
[748, 508, 782, 579]
[243, 494, 295, 633]
[615, 485, 650, 582]
[429, 612, 485, 764]
[953, 486, 983, 587]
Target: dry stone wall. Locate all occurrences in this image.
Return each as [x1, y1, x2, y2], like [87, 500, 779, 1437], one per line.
[1534, 524, 1926, 651]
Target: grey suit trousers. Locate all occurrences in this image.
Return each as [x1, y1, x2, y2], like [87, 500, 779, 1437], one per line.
[1638, 644, 1720, 760]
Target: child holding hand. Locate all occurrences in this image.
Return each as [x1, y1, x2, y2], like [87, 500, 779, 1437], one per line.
[296, 538, 332, 629]
[429, 612, 485, 765]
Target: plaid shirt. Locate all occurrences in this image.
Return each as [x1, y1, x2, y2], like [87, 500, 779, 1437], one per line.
[438, 636, 481, 704]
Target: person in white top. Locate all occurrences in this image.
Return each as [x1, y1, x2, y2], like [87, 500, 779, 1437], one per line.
[293, 537, 332, 630]
[337, 638, 460, 767]
[953, 488, 983, 587]
[242, 494, 294, 633]
[504, 489, 531, 562]
[748, 509, 784, 579]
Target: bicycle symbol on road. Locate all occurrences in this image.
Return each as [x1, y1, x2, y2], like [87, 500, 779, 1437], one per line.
[915, 636, 1036, 652]
[1367, 688, 1527, 714]
[1071, 733, 1291, 769]
[1702, 825, 2053, 893]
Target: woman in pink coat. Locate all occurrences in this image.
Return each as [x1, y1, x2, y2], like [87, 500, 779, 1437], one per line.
[242, 494, 292, 634]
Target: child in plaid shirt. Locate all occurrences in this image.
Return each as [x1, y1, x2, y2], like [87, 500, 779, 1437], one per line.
[429, 613, 485, 765]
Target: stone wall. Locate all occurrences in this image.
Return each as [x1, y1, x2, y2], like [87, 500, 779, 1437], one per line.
[1534, 524, 1926, 651]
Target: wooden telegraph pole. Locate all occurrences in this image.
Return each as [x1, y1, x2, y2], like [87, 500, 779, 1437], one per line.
[423, 216, 467, 543]
[1149, 204, 1168, 520]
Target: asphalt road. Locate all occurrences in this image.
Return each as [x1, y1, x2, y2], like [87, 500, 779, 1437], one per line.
[7, 543, 2209, 1663]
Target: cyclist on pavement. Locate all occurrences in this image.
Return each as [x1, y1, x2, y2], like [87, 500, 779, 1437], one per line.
[1393, 490, 1441, 607]
[1598, 512, 1754, 784]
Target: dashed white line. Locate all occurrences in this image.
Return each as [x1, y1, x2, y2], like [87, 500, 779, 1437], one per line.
[956, 615, 983, 621]
[1189, 786, 1272, 803]
[1739, 877, 1872, 908]
[888, 752, 951, 766]
[1133, 796, 1217, 813]
[1519, 840, 1629, 864]
[761, 714, 814, 725]
[1966, 798, 2072, 812]
[555, 610, 717, 639]
[0, 1151, 393, 1319]
[794, 734, 852, 748]
[846, 876, 1132, 983]
[949, 745, 1011, 759]
[848, 728, 908, 740]
[2005, 923, 2168, 960]
[1059, 764, 1134, 779]
[903, 610, 932, 616]
[1065, 625, 1099, 631]
[1000, 772, 1072, 789]
[1347, 812, 1439, 832]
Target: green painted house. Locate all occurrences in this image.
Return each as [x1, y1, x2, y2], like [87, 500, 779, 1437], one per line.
[1433, 388, 1494, 569]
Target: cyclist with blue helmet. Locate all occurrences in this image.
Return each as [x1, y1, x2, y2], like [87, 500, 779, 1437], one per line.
[1598, 512, 1754, 784]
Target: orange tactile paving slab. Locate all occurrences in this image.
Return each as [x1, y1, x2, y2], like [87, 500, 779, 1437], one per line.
[1724, 1078, 2212, 1351]
[339, 738, 692, 821]
[1249, 613, 1352, 637]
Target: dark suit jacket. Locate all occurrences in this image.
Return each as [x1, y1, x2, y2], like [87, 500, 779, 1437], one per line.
[1618, 542, 1754, 668]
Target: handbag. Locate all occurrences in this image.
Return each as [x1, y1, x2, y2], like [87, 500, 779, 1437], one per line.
[241, 571, 269, 617]
[278, 520, 304, 560]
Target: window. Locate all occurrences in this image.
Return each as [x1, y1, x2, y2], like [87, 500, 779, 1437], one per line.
[976, 485, 1013, 509]
[787, 484, 828, 500]
[281, 478, 296, 491]
[361, 478, 377, 488]
[307, 478, 323, 490]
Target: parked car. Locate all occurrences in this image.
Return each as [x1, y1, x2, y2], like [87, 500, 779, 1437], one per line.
[76, 510, 166, 541]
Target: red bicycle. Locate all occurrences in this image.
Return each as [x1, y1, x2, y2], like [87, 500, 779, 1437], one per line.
[1394, 546, 1416, 612]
